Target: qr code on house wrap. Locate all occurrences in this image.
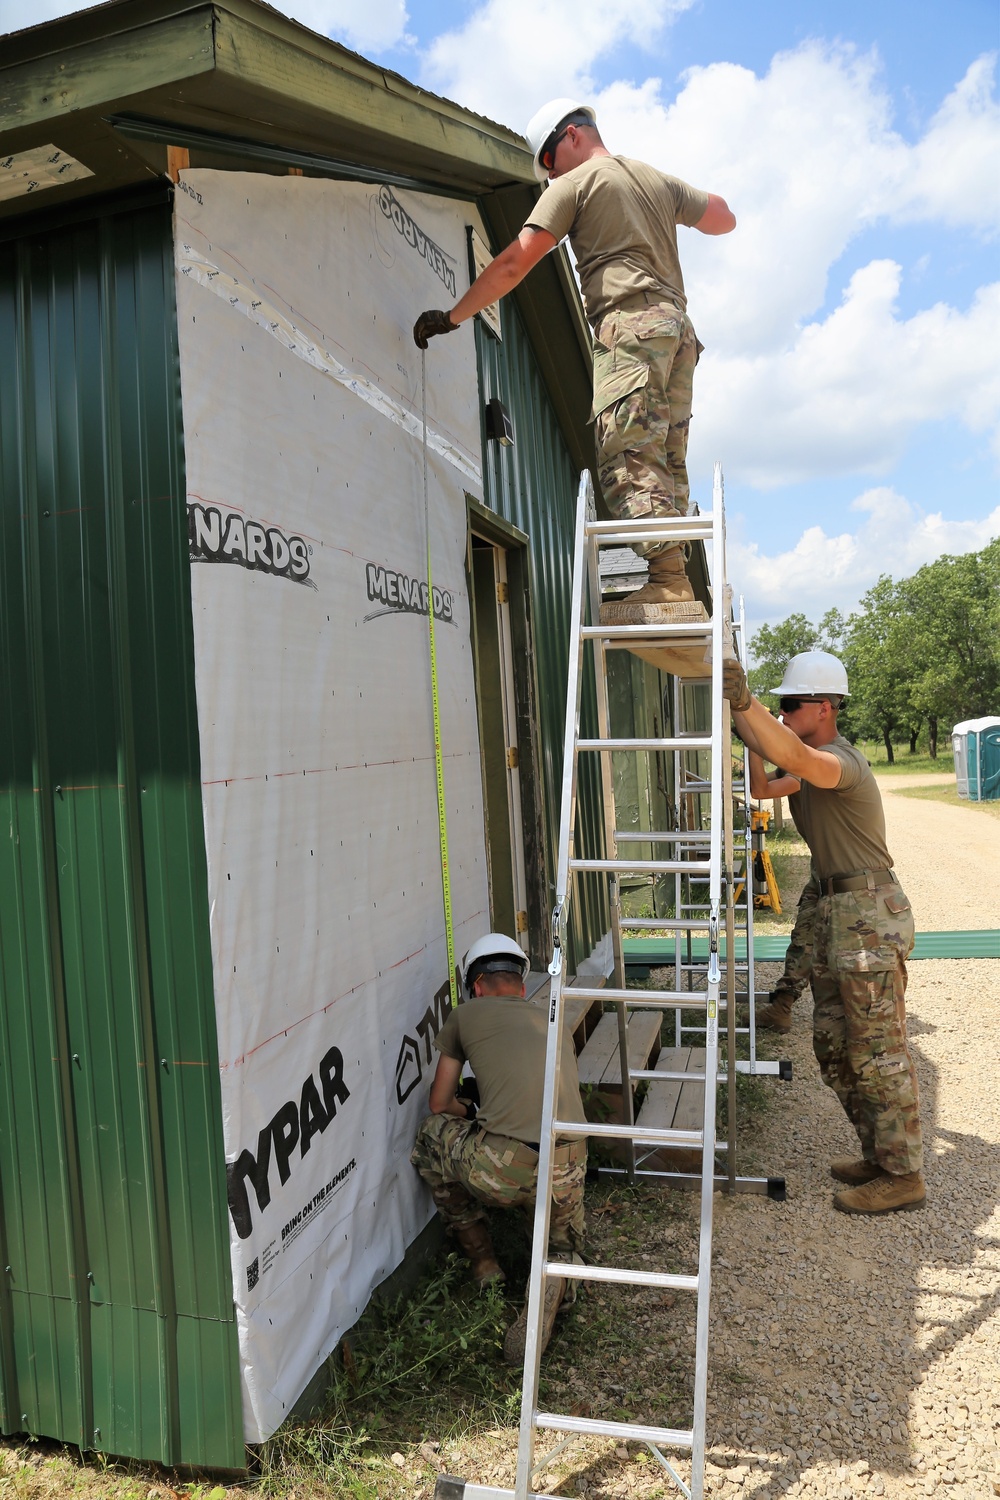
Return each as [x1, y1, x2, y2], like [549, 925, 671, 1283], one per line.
[247, 1257, 259, 1292]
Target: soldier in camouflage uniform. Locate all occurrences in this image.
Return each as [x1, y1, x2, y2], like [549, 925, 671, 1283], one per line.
[725, 652, 925, 1215]
[414, 100, 735, 624]
[411, 933, 587, 1361]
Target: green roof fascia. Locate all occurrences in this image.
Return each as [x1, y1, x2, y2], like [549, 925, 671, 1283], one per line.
[0, 0, 535, 194]
[0, 6, 217, 135]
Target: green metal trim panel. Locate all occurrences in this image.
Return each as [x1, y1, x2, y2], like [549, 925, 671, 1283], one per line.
[0, 198, 242, 1466]
[624, 931, 1000, 964]
[472, 297, 609, 973]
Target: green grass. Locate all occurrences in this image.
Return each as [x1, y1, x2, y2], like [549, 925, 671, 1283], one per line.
[890, 780, 1000, 818]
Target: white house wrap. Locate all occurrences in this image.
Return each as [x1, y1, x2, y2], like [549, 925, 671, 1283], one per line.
[174, 172, 492, 1439]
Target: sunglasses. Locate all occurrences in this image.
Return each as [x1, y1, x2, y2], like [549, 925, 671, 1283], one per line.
[540, 126, 571, 173]
[779, 696, 819, 714]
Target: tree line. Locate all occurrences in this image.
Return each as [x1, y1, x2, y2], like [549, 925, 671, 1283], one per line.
[747, 540, 1000, 763]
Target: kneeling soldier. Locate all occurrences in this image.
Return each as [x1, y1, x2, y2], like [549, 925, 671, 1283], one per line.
[411, 933, 588, 1361]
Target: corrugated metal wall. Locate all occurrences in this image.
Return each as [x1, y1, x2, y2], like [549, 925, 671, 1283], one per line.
[0, 197, 243, 1468]
[473, 298, 609, 972]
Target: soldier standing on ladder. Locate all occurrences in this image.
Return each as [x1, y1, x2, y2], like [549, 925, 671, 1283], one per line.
[414, 99, 735, 623]
[724, 650, 926, 1215]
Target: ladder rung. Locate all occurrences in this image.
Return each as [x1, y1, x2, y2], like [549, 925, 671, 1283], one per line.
[564, 986, 708, 1007]
[569, 859, 711, 874]
[552, 1120, 705, 1148]
[577, 737, 711, 751]
[587, 517, 713, 538]
[621, 918, 711, 930]
[546, 1261, 698, 1293]
[629, 1069, 706, 1083]
[535, 1412, 693, 1450]
[615, 831, 709, 844]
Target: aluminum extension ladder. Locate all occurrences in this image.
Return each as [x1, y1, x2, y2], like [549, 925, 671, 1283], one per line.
[436, 465, 754, 1500]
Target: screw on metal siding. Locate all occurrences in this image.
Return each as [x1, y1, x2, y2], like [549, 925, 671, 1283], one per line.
[73, 1054, 81, 1067]
[161, 1058, 168, 1071]
[94, 1429, 100, 1442]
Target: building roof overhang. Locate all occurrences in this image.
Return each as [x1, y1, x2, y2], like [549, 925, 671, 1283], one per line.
[0, 0, 595, 480]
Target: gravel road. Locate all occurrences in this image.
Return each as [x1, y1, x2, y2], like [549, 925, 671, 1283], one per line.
[703, 776, 1000, 1499]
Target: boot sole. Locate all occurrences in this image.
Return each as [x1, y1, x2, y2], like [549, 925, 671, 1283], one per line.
[599, 601, 708, 625]
[833, 1194, 926, 1215]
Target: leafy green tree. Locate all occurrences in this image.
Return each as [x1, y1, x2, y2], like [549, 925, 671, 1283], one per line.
[840, 577, 912, 764]
[748, 540, 999, 761]
[901, 541, 1000, 756]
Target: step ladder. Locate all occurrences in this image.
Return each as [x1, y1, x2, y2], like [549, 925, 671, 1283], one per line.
[437, 467, 778, 1500]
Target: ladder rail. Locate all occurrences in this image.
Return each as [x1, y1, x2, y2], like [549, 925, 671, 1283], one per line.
[512, 468, 730, 1500]
[690, 461, 727, 1487]
[513, 473, 593, 1500]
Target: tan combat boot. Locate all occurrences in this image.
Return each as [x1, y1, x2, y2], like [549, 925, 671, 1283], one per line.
[830, 1157, 882, 1185]
[452, 1221, 505, 1286]
[504, 1275, 567, 1365]
[600, 548, 708, 626]
[755, 991, 794, 1033]
[833, 1170, 926, 1215]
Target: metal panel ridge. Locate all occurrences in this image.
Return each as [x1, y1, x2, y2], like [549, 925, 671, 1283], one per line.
[0, 196, 242, 1468]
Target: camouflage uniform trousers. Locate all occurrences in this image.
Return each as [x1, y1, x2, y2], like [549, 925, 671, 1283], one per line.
[411, 1113, 586, 1261]
[772, 874, 820, 1003]
[591, 292, 700, 560]
[810, 879, 923, 1176]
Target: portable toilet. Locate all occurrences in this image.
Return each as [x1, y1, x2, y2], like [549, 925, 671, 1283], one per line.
[951, 717, 1000, 801]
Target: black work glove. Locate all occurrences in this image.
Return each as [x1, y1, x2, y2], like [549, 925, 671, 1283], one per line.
[457, 1096, 478, 1122]
[723, 658, 753, 713]
[413, 309, 457, 349]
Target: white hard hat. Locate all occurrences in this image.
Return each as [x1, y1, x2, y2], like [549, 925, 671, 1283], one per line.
[461, 932, 529, 992]
[769, 650, 850, 698]
[525, 98, 597, 182]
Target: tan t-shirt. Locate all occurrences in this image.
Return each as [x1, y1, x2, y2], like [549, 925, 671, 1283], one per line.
[524, 156, 709, 324]
[434, 996, 587, 1144]
[789, 736, 894, 882]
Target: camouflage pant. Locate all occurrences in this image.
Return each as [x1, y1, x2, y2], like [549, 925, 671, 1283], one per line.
[811, 881, 923, 1176]
[591, 295, 699, 560]
[411, 1113, 586, 1256]
[773, 875, 819, 1002]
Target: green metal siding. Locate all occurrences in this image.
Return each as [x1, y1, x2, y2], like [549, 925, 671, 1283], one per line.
[473, 298, 608, 972]
[0, 199, 242, 1467]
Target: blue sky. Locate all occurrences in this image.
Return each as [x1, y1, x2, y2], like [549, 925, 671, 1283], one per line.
[4, 0, 997, 635]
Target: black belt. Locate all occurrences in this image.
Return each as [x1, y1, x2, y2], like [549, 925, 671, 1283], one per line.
[821, 868, 894, 896]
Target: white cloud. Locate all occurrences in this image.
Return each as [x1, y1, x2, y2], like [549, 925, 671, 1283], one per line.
[730, 488, 1000, 629]
[693, 265, 1000, 488]
[890, 54, 1000, 233]
[421, 0, 695, 129]
[0, 0, 92, 32]
[278, 0, 409, 52]
[0, 0, 410, 51]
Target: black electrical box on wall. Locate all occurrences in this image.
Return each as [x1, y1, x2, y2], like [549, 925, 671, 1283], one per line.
[484, 397, 514, 446]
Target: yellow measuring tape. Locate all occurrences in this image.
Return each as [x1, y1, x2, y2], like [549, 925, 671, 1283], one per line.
[421, 351, 459, 1008]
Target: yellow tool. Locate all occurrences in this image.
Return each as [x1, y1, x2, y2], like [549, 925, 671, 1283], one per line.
[734, 807, 782, 915]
